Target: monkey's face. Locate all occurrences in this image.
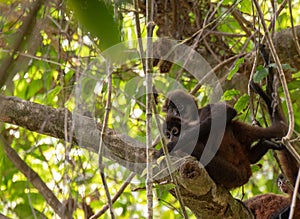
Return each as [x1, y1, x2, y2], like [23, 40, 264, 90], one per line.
[277, 174, 290, 194]
[165, 126, 180, 142]
[163, 115, 182, 142]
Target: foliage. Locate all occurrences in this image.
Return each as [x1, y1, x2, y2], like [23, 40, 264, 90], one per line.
[0, 0, 299, 218]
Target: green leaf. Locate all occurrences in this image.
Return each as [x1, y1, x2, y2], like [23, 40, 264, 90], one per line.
[292, 71, 300, 79]
[239, 0, 252, 14]
[222, 89, 240, 101]
[251, 163, 262, 173]
[282, 63, 297, 72]
[124, 77, 139, 97]
[26, 79, 43, 99]
[268, 63, 296, 72]
[287, 80, 300, 90]
[253, 66, 269, 83]
[158, 183, 176, 191]
[68, 0, 121, 50]
[14, 203, 46, 219]
[234, 94, 249, 113]
[223, 0, 235, 4]
[47, 86, 62, 102]
[227, 57, 244, 80]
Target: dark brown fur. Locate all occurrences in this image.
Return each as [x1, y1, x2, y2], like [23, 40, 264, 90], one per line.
[244, 194, 291, 219]
[158, 85, 287, 189]
[245, 170, 300, 219]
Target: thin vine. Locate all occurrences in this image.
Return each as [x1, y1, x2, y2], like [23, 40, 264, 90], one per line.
[96, 62, 115, 219]
[145, 0, 155, 218]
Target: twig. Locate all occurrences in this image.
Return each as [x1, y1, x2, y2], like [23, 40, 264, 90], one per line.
[0, 136, 72, 219]
[134, 0, 146, 72]
[181, 0, 242, 46]
[190, 52, 247, 95]
[171, 0, 178, 37]
[97, 63, 115, 219]
[0, 213, 11, 219]
[152, 102, 189, 219]
[231, 9, 253, 37]
[289, 167, 300, 219]
[0, 0, 43, 88]
[247, 45, 259, 122]
[134, 1, 188, 217]
[253, 0, 294, 140]
[146, 0, 155, 218]
[203, 30, 246, 37]
[90, 173, 136, 219]
[269, 0, 288, 32]
[134, 0, 155, 217]
[175, 23, 204, 80]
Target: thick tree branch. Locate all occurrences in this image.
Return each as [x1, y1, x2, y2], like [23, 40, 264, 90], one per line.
[169, 158, 253, 218]
[0, 95, 147, 173]
[0, 95, 253, 218]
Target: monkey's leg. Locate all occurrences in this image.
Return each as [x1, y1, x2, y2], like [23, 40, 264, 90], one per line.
[249, 140, 283, 164]
[205, 156, 252, 189]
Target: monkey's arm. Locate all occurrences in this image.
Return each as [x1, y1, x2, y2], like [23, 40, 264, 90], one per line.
[248, 140, 283, 164]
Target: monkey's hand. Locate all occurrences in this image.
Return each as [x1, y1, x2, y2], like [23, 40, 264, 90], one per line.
[156, 140, 177, 158]
[262, 139, 284, 150]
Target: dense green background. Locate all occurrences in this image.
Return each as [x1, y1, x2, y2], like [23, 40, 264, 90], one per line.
[0, 0, 299, 218]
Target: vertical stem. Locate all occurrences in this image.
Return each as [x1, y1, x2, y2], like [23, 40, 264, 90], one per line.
[253, 0, 294, 140]
[152, 108, 189, 218]
[134, 0, 146, 72]
[146, 0, 154, 218]
[289, 167, 300, 219]
[91, 172, 136, 218]
[137, 1, 188, 217]
[97, 62, 115, 219]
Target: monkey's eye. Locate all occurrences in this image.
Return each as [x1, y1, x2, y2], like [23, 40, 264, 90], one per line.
[171, 127, 179, 136]
[165, 131, 170, 139]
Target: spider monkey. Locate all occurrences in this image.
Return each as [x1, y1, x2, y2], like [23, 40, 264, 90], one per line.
[245, 149, 300, 219]
[277, 174, 290, 194]
[158, 71, 289, 188]
[245, 169, 300, 219]
[162, 99, 300, 218]
[272, 173, 300, 219]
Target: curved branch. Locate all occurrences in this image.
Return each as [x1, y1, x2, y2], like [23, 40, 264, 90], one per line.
[0, 136, 72, 219]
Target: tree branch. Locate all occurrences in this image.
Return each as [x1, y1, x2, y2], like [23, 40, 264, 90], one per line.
[166, 158, 253, 218]
[0, 95, 253, 218]
[0, 0, 43, 88]
[0, 136, 72, 219]
[0, 95, 147, 173]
